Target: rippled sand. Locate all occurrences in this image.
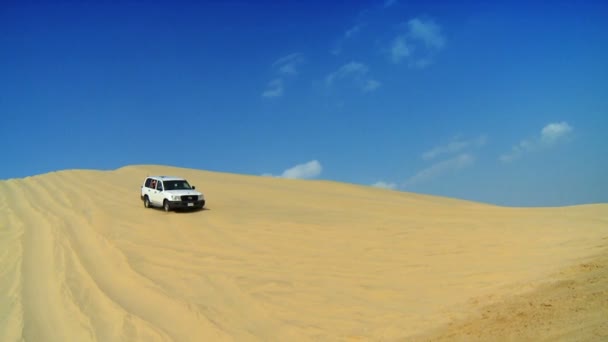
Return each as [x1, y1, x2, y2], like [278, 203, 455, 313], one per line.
[1, 165, 606, 341]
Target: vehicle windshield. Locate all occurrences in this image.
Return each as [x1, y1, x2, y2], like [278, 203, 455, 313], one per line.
[163, 180, 192, 190]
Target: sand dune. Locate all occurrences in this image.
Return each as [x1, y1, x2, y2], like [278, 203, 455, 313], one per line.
[0, 165, 606, 341]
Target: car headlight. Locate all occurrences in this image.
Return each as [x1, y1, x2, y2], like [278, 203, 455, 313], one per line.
[171, 195, 181, 201]
[199, 195, 205, 201]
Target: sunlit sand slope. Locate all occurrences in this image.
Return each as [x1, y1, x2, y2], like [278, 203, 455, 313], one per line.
[0, 165, 606, 341]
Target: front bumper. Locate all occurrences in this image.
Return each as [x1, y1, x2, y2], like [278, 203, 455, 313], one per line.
[166, 200, 205, 210]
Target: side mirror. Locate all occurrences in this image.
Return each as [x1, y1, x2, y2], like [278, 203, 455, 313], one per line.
[192, 186, 196, 189]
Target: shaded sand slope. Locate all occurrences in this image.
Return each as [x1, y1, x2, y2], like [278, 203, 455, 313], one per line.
[0, 165, 606, 341]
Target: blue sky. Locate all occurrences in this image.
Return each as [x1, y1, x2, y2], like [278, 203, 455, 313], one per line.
[1, 0, 607, 206]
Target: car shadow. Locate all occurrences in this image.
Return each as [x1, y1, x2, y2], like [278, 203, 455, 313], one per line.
[146, 206, 210, 213]
[173, 207, 210, 214]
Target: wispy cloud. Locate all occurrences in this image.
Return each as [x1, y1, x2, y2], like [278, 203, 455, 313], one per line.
[372, 181, 398, 190]
[264, 160, 323, 179]
[384, 0, 398, 8]
[332, 24, 365, 55]
[389, 17, 445, 67]
[261, 78, 283, 98]
[390, 36, 411, 63]
[500, 122, 573, 162]
[404, 153, 475, 187]
[423, 135, 486, 161]
[401, 134, 485, 188]
[325, 62, 381, 92]
[273, 53, 305, 75]
[326, 62, 368, 84]
[408, 18, 446, 50]
[371, 135, 483, 191]
[345, 24, 363, 39]
[363, 79, 381, 92]
[262, 53, 304, 98]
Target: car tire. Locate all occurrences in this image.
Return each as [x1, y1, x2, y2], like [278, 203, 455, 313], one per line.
[143, 195, 151, 208]
[163, 199, 171, 212]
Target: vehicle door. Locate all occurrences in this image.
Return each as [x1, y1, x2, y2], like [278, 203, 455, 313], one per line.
[150, 180, 165, 205]
[143, 178, 156, 203]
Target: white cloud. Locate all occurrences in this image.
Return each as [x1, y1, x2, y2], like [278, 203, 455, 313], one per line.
[261, 78, 283, 98]
[408, 18, 445, 50]
[423, 135, 486, 161]
[281, 160, 322, 179]
[388, 17, 445, 67]
[326, 62, 380, 93]
[500, 122, 573, 163]
[372, 181, 398, 190]
[263, 160, 323, 179]
[404, 153, 475, 187]
[541, 122, 573, 144]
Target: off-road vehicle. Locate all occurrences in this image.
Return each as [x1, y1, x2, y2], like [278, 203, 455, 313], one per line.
[141, 176, 205, 212]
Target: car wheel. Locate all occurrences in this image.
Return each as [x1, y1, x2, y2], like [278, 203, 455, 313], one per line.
[163, 199, 171, 212]
[144, 195, 151, 208]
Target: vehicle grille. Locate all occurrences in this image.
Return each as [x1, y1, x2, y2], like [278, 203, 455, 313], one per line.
[181, 195, 198, 202]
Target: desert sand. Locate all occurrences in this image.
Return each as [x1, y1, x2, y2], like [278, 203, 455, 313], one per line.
[0, 164, 606, 341]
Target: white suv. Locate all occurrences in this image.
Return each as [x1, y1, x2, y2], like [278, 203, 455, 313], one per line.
[141, 176, 205, 212]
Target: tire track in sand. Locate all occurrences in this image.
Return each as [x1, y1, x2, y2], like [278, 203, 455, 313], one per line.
[29, 173, 173, 341]
[0, 180, 25, 341]
[5, 177, 93, 342]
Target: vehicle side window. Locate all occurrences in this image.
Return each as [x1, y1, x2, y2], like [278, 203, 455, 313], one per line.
[151, 179, 157, 189]
[156, 181, 163, 191]
[145, 178, 152, 188]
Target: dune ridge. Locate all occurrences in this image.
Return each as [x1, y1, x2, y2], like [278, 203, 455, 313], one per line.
[0, 165, 606, 341]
